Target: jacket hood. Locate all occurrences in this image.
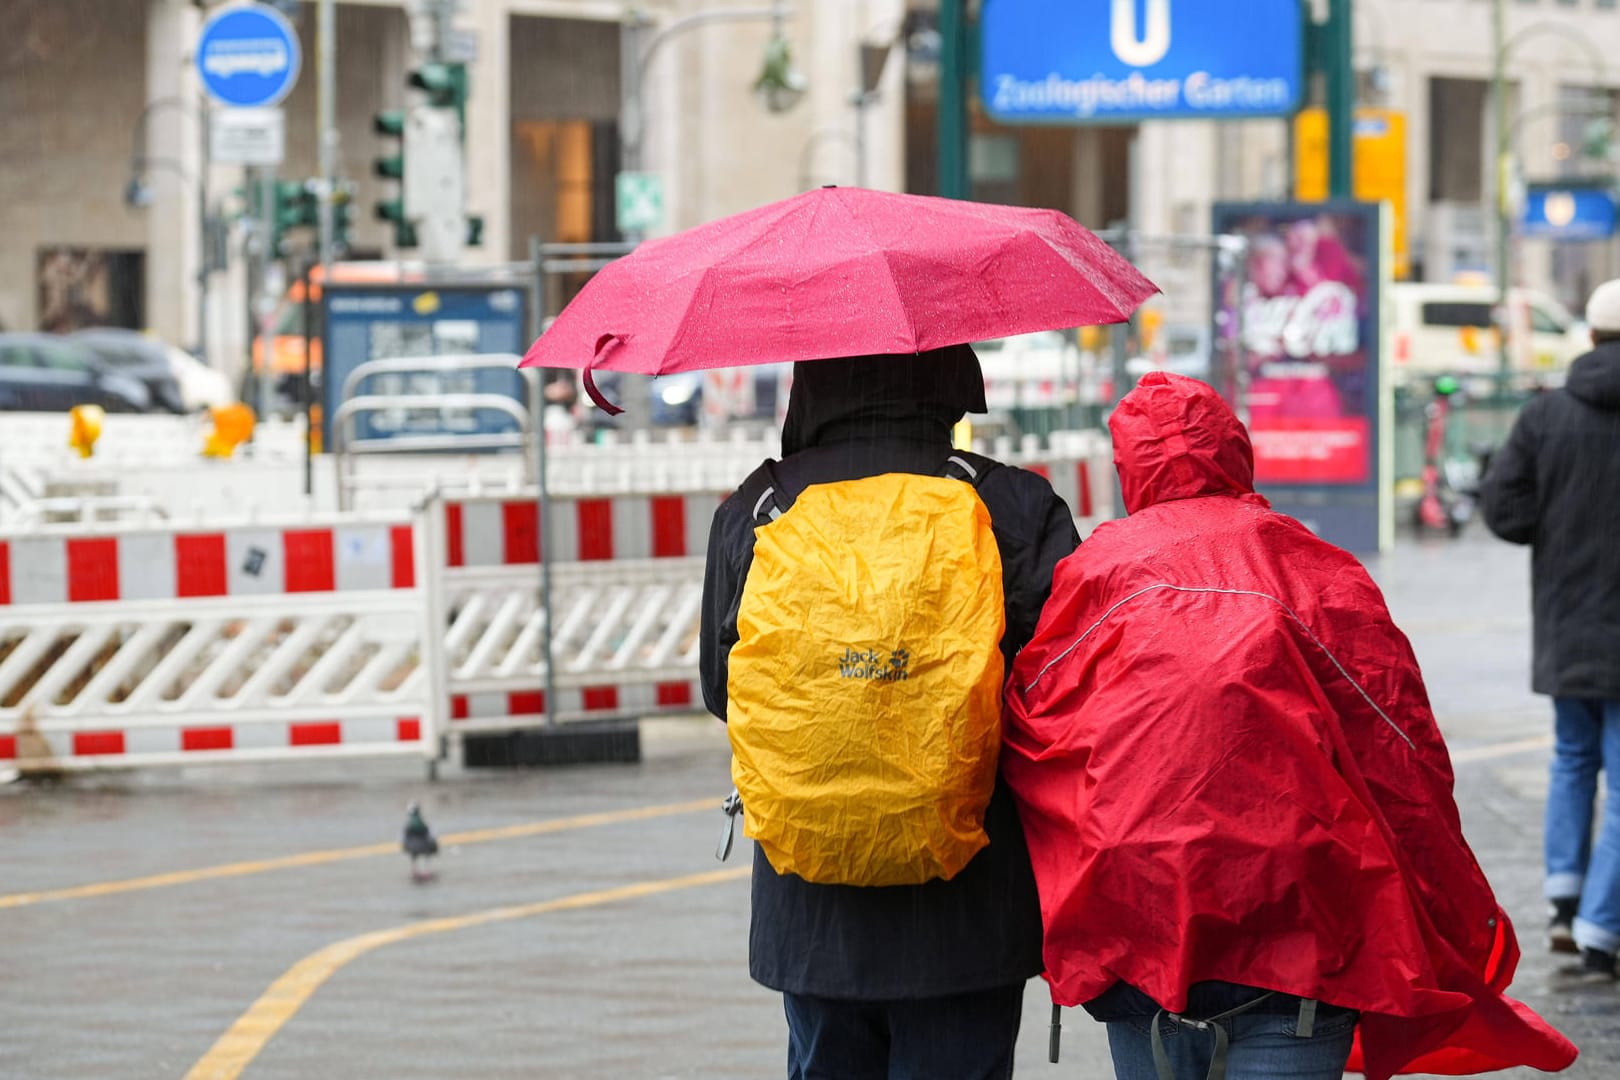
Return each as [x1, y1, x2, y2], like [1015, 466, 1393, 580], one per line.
[1564, 340, 1620, 410]
[780, 345, 987, 457]
[1109, 372, 1255, 514]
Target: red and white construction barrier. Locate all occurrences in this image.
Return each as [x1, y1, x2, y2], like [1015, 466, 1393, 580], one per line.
[441, 492, 720, 566]
[432, 493, 719, 733]
[0, 522, 415, 605]
[0, 515, 434, 772]
[0, 439, 1118, 770]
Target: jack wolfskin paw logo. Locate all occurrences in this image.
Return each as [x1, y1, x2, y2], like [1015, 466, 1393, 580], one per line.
[889, 648, 910, 671]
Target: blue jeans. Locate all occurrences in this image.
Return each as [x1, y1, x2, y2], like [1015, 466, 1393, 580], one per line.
[1546, 697, 1620, 953]
[783, 982, 1024, 1079]
[1105, 1001, 1356, 1080]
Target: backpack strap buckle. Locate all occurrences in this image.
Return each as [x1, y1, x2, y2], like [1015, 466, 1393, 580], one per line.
[716, 788, 744, 862]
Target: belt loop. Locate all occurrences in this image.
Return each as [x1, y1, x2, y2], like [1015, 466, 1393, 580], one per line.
[1295, 997, 1318, 1039]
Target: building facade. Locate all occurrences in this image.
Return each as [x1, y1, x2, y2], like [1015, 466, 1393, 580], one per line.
[2, 0, 1617, 382]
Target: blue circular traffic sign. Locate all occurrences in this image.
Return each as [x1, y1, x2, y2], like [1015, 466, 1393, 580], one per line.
[196, 4, 302, 108]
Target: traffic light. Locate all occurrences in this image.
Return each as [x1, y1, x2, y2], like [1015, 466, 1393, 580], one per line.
[332, 181, 355, 255]
[373, 108, 416, 248]
[371, 59, 474, 259]
[376, 198, 418, 249]
[466, 214, 483, 247]
[270, 179, 318, 258]
[373, 109, 405, 179]
[409, 61, 468, 126]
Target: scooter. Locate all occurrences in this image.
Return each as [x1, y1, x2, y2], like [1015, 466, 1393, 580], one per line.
[1416, 376, 1481, 536]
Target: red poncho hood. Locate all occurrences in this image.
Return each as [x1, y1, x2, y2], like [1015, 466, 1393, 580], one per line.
[1004, 373, 1574, 1078]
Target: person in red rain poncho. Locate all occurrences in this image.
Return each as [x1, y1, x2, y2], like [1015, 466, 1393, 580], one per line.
[1003, 372, 1576, 1080]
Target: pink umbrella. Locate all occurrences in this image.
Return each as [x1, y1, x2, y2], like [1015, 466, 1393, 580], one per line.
[520, 186, 1158, 413]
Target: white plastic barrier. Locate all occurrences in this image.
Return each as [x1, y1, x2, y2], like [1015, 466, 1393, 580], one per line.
[0, 412, 306, 467]
[0, 513, 436, 771]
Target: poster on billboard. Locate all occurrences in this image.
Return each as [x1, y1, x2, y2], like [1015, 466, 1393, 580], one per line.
[322, 283, 529, 447]
[1211, 201, 1389, 553]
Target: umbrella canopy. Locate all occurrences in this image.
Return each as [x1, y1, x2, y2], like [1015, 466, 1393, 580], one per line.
[520, 186, 1157, 412]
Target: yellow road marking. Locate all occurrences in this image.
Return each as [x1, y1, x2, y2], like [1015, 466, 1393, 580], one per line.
[0, 798, 714, 911]
[184, 866, 750, 1080]
[1450, 734, 1553, 764]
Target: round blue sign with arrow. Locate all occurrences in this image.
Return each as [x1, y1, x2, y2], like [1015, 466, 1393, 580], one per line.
[196, 4, 302, 109]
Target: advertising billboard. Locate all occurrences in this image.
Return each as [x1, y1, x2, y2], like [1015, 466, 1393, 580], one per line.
[1212, 202, 1388, 553]
[322, 283, 529, 447]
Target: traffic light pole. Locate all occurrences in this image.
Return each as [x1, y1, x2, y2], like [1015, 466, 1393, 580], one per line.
[1325, 0, 1355, 200]
[937, 0, 969, 200]
[317, 0, 338, 275]
[256, 167, 278, 418]
[1493, 0, 1512, 395]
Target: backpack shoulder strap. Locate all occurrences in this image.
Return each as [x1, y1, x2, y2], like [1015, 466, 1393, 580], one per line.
[941, 452, 999, 489]
[753, 452, 998, 526]
[749, 460, 790, 526]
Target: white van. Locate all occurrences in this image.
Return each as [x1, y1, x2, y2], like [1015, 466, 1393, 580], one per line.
[1388, 283, 1589, 388]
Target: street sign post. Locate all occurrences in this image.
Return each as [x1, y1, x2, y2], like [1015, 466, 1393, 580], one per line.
[980, 0, 1304, 124]
[209, 107, 286, 165]
[196, 3, 303, 109]
[616, 172, 665, 234]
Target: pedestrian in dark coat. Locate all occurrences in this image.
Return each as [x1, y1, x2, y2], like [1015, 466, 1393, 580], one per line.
[700, 345, 1079, 1078]
[1483, 277, 1620, 983]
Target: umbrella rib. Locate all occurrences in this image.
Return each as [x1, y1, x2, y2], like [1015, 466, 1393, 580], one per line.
[874, 247, 921, 351]
[829, 189, 923, 350]
[658, 262, 722, 375]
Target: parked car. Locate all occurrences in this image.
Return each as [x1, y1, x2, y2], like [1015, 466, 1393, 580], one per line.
[0, 333, 151, 412]
[72, 328, 233, 413]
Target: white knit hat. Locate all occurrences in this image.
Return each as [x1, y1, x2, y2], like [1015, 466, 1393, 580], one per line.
[1587, 279, 1620, 334]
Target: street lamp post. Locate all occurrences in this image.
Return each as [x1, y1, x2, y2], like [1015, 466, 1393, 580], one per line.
[613, 2, 802, 432]
[619, 2, 803, 186]
[1491, 4, 1607, 395]
[129, 96, 212, 361]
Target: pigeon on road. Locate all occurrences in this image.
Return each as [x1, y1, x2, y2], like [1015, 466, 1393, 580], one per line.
[402, 801, 439, 881]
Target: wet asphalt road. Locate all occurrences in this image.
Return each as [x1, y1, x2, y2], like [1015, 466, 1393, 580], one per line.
[2, 529, 1618, 1079]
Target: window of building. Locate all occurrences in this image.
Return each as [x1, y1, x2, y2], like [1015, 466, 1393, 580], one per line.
[1428, 78, 1491, 203]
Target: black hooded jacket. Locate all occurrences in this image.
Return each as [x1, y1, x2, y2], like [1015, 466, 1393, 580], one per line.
[1483, 339, 1620, 698]
[699, 348, 1079, 999]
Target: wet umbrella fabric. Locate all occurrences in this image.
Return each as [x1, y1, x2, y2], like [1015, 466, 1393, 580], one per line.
[518, 186, 1157, 412]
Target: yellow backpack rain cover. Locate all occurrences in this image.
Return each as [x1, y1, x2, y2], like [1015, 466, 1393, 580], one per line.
[727, 465, 1006, 887]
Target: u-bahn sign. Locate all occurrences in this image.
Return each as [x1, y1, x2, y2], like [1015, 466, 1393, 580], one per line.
[981, 0, 1305, 124]
[196, 4, 302, 109]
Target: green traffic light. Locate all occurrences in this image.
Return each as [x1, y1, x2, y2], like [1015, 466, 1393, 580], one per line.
[374, 109, 406, 137]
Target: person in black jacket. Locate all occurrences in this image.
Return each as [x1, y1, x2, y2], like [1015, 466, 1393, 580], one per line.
[1482, 277, 1620, 985]
[700, 346, 1079, 1078]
